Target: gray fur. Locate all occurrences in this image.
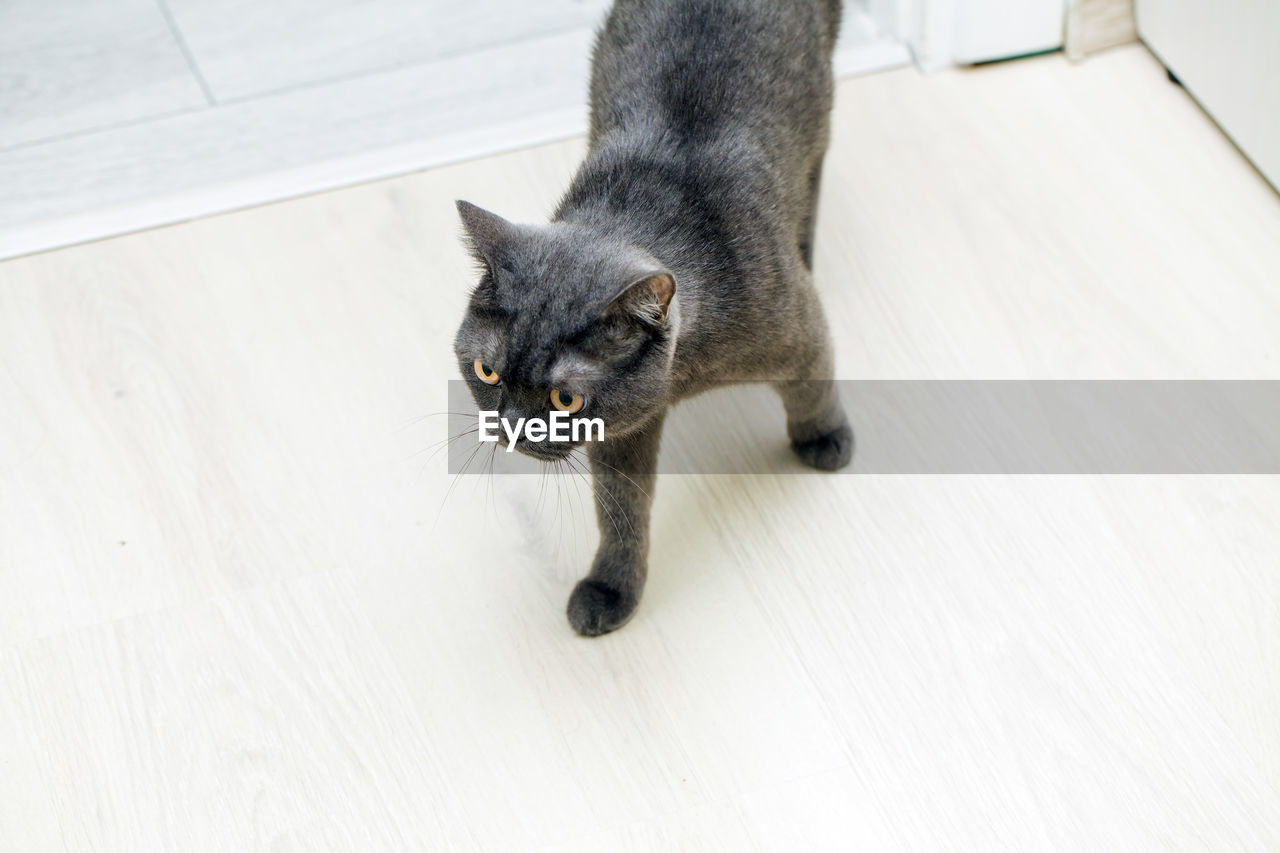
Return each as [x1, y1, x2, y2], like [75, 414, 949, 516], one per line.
[454, 0, 852, 636]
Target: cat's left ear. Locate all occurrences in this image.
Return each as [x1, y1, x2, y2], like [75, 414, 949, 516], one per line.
[456, 200, 517, 271]
[606, 272, 676, 330]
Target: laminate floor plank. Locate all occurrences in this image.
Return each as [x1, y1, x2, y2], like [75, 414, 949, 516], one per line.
[1, 45, 1277, 850]
[1, 573, 475, 852]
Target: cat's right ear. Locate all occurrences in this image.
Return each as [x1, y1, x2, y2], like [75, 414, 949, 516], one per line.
[456, 200, 516, 272]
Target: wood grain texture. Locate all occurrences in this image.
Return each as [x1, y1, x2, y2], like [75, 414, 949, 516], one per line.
[0, 649, 65, 851]
[5, 573, 475, 852]
[1, 46, 1278, 850]
[0, 0, 207, 149]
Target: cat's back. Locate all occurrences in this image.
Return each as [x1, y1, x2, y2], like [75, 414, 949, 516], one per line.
[588, 0, 840, 154]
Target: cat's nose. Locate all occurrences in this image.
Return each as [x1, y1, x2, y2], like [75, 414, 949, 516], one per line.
[497, 401, 519, 423]
[498, 392, 541, 424]
[497, 401, 535, 428]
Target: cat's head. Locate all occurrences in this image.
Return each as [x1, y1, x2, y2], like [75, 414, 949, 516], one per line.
[452, 201, 679, 460]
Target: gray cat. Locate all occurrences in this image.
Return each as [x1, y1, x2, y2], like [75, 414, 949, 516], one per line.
[453, 0, 852, 635]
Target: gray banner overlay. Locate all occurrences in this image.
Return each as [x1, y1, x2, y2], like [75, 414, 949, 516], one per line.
[445, 380, 1280, 474]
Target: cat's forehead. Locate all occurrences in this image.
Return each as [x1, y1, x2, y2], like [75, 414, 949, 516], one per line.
[464, 318, 503, 359]
[492, 245, 608, 308]
[498, 306, 593, 382]
[493, 220, 653, 299]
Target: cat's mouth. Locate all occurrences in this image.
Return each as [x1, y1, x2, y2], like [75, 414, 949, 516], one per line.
[515, 441, 574, 462]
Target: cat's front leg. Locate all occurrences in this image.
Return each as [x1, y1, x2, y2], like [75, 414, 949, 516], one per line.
[567, 412, 664, 636]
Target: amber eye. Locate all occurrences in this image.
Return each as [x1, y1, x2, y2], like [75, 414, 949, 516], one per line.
[549, 389, 585, 414]
[473, 359, 500, 386]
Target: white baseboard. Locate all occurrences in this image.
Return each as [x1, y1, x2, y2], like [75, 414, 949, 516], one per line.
[0, 105, 591, 261]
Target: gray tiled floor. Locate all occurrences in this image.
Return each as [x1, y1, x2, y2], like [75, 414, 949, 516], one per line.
[0, 0, 208, 148]
[0, 28, 597, 225]
[1, 0, 609, 149]
[162, 0, 611, 101]
[0, 0, 904, 259]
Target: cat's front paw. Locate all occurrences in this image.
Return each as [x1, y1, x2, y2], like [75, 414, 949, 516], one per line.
[567, 579, 638, 636]
[791, 422, 854, 471]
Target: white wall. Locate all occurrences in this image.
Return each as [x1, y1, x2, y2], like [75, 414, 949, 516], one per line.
[901, 0, 1066, 69]
[1137, 0, 1280, 190]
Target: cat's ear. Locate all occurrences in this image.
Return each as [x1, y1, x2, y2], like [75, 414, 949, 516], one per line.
[456, 200, 516, 272]
[606, 272, 676, 330]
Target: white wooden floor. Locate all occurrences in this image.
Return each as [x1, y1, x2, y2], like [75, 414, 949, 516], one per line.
[2, 45, 1279, 851]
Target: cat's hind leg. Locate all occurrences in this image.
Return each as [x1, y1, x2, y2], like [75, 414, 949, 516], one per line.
[773, 331, 853, 471]
[797, 162, 823, 271]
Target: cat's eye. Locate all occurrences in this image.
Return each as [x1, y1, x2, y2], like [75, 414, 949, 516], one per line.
[473, 359, 500, 385]
[549, 388, 585, 414]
